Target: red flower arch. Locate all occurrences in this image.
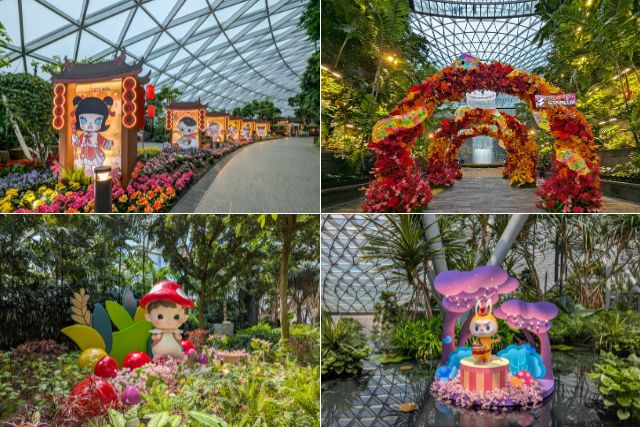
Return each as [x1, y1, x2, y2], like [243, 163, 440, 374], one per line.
[364, 61, 601, 213]
[427, 108, 537, 188]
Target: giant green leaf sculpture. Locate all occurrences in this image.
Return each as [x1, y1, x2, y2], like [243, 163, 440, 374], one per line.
[62, 289, 152, 365]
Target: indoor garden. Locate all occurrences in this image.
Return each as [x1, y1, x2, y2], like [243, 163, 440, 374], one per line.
[321, 214, 640, 426]
[320, 0, 640, 213]
[0, 0, 320, 214]
[0, 214, 320, 426]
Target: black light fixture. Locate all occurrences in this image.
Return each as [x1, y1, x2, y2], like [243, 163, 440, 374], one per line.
[94, 165, 112, 213]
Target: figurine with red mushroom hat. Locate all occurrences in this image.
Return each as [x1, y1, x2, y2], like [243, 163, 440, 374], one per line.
[140, 280, 194, 358]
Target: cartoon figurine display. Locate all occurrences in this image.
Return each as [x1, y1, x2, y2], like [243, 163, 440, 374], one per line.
[140, 280, 194, 358]
[71, 96, 114, 176]
[241, 123, 250, 141]
[206, 122, 221, 142]
[229, 124, 238, 142]
[175, 117, 198, 149]
[470, 299, 501, 363]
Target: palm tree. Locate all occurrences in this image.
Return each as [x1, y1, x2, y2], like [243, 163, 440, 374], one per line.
[361, 214, 464, 318]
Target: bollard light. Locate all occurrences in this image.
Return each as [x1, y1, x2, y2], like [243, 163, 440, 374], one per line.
[94, 165, 112, 213]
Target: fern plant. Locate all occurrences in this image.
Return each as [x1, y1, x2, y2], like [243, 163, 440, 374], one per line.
[321, 315, 369, 377]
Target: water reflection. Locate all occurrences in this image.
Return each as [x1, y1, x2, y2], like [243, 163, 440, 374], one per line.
[321, 349, 619, 427]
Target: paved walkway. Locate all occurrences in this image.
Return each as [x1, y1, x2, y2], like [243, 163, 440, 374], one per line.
[172, 137, 319, 213]
[322, 168, 640, 213]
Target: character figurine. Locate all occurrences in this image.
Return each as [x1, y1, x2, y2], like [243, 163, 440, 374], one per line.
[241, 124, 250, 141]
[206, 122, 221, 142]
[470, 299, 501, 363]
[175, 117, 198, 149]
[140, 280, 194, 358]
[72, 96, 114, 177]
[229, 125, 238, 142]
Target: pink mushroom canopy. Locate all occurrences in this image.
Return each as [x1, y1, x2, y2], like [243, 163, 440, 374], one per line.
[494, 299, 558, 334]
[434, 266, 519, 313]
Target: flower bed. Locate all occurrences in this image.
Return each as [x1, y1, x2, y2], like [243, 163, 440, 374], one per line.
[365, 61, 601, 212]
[0, 143, 246, 213]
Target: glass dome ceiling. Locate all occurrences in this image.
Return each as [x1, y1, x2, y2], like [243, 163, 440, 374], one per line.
[0, 0, 315, 115]
[321, 214, 413, 313]
[411, 0, 550, 71]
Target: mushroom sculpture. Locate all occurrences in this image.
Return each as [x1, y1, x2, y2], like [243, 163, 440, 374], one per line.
[493, 299, 558, 380]
[434, 266, 519, 364]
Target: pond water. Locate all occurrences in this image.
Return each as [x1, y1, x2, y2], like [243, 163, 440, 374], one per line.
[321, 348, 624, 427]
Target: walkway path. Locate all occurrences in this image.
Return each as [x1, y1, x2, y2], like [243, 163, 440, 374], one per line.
[172, 137, 319, 213]
[322, 167, 640, 213]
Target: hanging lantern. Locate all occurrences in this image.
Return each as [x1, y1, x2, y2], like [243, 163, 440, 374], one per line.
[145, 85, 155, 101]
[147, 105, 156, 118]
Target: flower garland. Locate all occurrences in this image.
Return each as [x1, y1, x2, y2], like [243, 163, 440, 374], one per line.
[364, 61, 601, 212]
[427, 108, 536, 188]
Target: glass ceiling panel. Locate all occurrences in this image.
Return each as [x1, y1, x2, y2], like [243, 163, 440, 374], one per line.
[0, 0, 315, 115]
[321, 215, 413, 314]
[410, 0, 551, 109]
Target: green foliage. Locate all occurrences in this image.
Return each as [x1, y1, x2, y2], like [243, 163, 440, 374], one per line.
[0, 22, 10, 68]
[289, 51, 320, 124]
[549, 310, 640, 356]
[588, 352, 640, 422]
[390, 317, 442, 363]
[0, 73, 56, 150]
[0, 350, 84, 418]
[230, 99, 281, 121]
[60, 167, 92, 187]
[321, 315, 369, 377]
[373, 291, 407, 333]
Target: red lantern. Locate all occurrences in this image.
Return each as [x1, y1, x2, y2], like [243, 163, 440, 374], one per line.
[145, 85, 155, 101]
[147, 104, 156, 118]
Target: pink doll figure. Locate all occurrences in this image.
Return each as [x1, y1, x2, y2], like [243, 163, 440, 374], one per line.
[140, 280, 194, 358]
[71, 96, 114, 177]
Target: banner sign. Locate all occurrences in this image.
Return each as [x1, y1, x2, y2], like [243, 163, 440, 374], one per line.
[454, 53, 481, 70]
[535, 94, 576, 108]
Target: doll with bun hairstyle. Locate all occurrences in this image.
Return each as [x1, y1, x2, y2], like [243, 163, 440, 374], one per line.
[140, 280, 194, 358]
[71, 96, 114, 176]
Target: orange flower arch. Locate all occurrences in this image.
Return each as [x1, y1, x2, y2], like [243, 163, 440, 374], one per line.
[364, 61, 601, 213]
[427, 108, 537, 188]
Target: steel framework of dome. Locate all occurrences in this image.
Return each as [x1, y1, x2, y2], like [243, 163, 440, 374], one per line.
[411, 1, 550, 109]
[321, 214, 414, 314]
[411, 1, 549, 70]
[0, 0, 315, 115]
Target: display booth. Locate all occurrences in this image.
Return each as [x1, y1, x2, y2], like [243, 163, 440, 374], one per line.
[431, 266, 558, 410]
[256, 121, 270, 139]
[241, 120, 256, 142]
[51, 49, 147, 185]
[205, 112, 228, 143]
[228, 117, 242, 143]
[165, 100, 207, 149]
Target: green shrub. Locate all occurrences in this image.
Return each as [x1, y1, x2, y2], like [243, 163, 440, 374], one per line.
[588, 352, 640, 422]
[321, 315, 369, 377]
[391, 317, 442, 363]
[0, 73, 55, 151]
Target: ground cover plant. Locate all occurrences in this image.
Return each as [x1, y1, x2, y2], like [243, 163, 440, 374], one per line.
[1, 325, 320, 426]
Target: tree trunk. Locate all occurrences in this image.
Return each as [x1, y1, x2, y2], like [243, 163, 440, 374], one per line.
[457, 313, 473, 348]
[538, 332, 553, 379]
[199, 280, 206, 328]
[2, 94, 33, 160]
[440, 311, 460, 365]
[278, 215, 297, 341]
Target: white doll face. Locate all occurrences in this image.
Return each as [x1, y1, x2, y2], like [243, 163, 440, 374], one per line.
[178, 121, 197, 137]
[470, 318, 498, 337]
[145, 304, 189, 330]
[79, 113, 103, 132]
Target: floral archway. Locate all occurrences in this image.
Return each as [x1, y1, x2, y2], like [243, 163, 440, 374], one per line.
[427, 107, 536, 188]
[364, 61, 602, 213]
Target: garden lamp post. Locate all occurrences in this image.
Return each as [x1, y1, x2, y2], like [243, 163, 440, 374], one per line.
[94, 165, 112, 213]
